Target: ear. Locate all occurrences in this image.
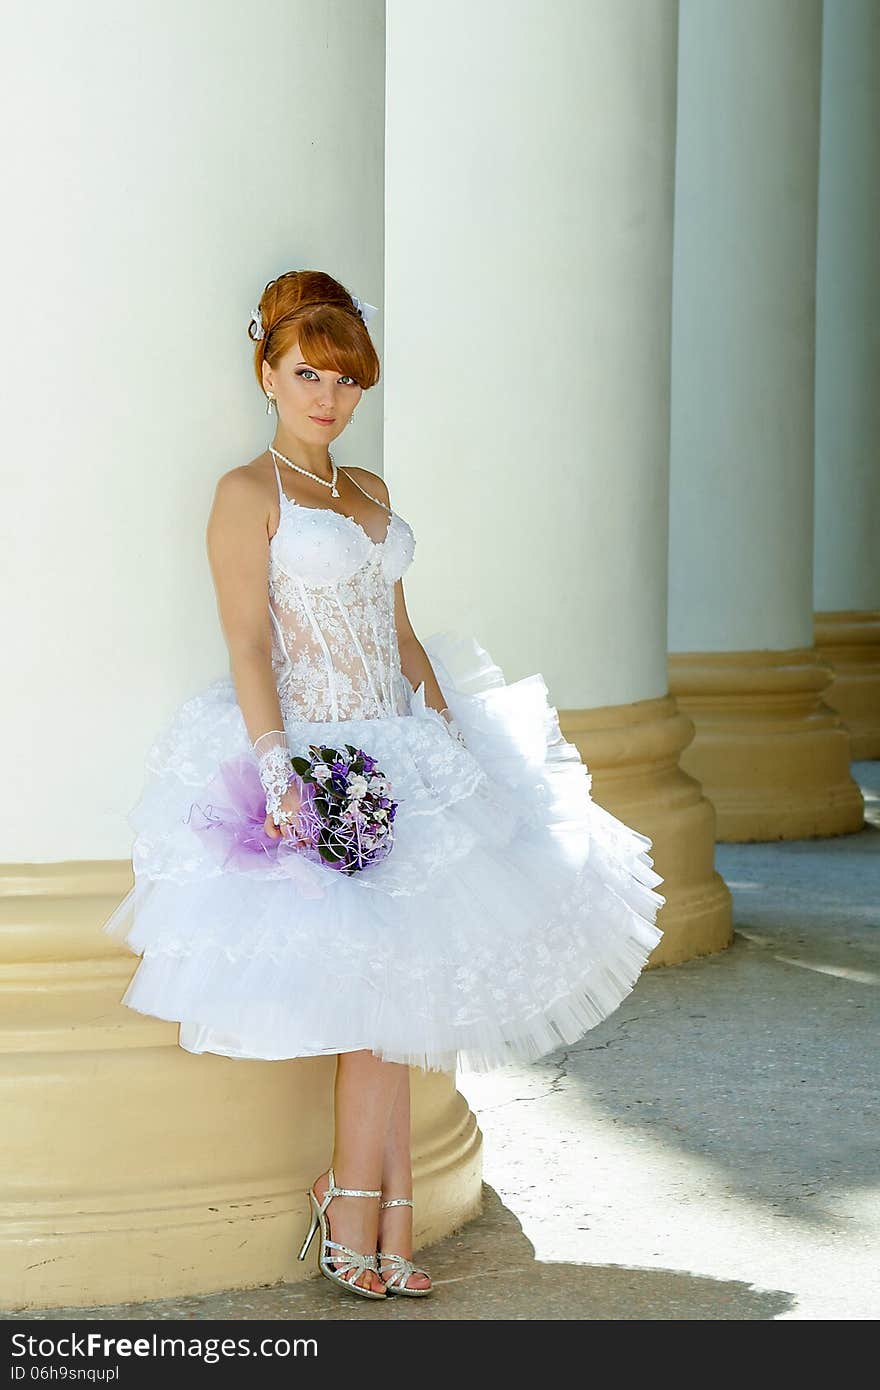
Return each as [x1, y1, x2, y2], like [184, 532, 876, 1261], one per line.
[261, 360, 273, 392]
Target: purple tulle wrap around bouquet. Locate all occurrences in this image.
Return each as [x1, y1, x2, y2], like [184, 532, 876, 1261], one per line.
[185, 742, 399, 879]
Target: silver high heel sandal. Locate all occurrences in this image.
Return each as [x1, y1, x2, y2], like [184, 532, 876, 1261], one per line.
[376, 1196, 433, 1297]
[297, 1167, 386, 1300]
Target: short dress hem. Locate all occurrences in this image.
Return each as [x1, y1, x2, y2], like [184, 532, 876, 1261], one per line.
[103, 630, 665, 1076]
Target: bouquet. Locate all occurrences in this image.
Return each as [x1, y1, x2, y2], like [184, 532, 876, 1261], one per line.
[185, 743, 398, 878]
[287, 743, 398, 874]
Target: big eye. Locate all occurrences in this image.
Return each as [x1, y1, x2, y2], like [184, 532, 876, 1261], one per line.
[296, 369, 359, 385]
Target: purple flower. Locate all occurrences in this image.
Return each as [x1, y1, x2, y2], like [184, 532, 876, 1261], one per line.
[187, 743, 400, 879]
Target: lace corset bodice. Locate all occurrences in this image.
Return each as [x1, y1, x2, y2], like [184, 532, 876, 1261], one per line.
[267, 458, 416, 722]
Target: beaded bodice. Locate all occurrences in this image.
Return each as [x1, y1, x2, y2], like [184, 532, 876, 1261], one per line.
[267, 458, 416, 723]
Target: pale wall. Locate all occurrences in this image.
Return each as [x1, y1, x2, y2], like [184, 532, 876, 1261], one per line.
[1, 0, 385, 861]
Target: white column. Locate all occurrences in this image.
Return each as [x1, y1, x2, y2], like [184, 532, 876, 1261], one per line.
[0, 0, 386, 862]
[669, 0, 821, 655]
[813, 0, 880, 756]
[667, 0, 861, 839]
[386, 0, 732, 963]
[385, 0, 674, 708]
[0, 0, 480, 1312]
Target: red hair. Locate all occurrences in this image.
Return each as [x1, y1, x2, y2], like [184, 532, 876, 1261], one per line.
[249, 269, 380, 391]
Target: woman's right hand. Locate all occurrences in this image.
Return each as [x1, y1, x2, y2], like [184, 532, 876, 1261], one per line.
[264, 782, 304, 841]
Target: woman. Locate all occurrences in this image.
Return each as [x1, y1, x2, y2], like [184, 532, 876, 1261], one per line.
[103, 269, 665, 1303]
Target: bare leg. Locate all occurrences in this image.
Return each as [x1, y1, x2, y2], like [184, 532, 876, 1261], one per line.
[312, 1048, 406, 1294]
[377, 1068, 432, 1291]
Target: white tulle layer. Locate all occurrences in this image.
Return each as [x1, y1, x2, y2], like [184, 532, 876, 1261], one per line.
[102, 632, 665, 1074]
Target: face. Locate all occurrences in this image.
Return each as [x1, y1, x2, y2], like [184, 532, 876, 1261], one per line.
[262, 340, 364, 441]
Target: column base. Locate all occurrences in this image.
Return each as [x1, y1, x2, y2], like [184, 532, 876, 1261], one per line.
[0, 862, 482, 1312]
[668, 648, 865, 841]
[814, 611, 880, 759]
[559, 693, 732, 967]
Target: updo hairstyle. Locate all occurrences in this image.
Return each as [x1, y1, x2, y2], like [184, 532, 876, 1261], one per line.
[249, 269, 380, 392]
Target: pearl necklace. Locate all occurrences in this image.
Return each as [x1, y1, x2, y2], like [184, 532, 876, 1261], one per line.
[269, 444, 340, 498]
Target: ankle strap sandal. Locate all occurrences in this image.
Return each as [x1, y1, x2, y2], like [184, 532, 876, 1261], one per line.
[377, 1196, 433, 1297]
[298, 1166, 386, 1300]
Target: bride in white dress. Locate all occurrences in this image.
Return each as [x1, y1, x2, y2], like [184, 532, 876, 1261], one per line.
[102, 269, 665, 1301]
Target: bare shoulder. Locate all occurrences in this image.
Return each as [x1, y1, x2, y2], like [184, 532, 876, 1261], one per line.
[345, 465, 390, 506]
[207, 458, 276, 554]
[212, 455, 273, 509]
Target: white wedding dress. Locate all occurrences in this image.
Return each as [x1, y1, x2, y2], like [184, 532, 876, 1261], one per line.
[102, 459, 665, 1073]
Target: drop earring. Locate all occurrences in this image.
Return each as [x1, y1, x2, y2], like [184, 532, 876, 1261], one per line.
[266, 393, 275, 415]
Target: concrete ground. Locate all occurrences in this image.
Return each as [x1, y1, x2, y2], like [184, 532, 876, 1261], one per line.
[5, 762, 879, 1321]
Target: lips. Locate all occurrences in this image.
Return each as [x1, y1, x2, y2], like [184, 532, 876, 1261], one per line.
[310, 415, 335, 424]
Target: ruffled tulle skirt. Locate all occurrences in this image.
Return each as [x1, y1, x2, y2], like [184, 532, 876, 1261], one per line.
[102, 633, 665, 1074]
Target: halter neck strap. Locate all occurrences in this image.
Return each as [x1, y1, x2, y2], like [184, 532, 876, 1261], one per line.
[339, 467, 392, 514]
[271, 455, 284, 505]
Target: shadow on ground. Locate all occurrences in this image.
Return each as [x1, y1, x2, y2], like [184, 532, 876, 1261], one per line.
[498, 758, 880, 1230]
[1, 1186, 794, 1321]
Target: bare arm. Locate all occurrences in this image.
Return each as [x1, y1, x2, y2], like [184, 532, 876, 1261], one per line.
[206, 467, 284, 742]
[206, 467, 300, 838]
[393, 579, 447, 713]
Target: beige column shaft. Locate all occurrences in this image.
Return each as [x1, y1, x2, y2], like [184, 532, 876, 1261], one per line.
[386, 0, 731, 964]
[668, 0, 862, 840]
[0, 2, 479, 1312]
[813, 0, 880, 757]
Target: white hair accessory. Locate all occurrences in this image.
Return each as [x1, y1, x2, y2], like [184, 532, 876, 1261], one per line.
[351, 296, 379, 324]
[249, 294, 377, 342]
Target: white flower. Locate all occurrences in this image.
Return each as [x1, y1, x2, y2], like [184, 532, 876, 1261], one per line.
[348, 775, 369, 799]
[312, 762, 331, 782]
[368, 774, 387, 792]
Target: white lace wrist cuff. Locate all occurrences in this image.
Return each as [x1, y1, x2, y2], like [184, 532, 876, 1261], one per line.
[253, 729, 287, 757]
[253, 731, 295, 822]
[440, 706, 466, 748]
